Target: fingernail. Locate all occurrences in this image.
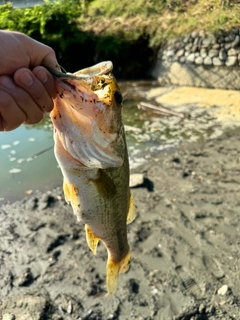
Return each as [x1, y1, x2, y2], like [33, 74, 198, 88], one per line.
[0, 76, 15, 90]
[20, 72, 33, 86]
[36, 69, 48, 83]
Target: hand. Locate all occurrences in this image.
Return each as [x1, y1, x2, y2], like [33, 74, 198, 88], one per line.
[0, 31, 58, 131]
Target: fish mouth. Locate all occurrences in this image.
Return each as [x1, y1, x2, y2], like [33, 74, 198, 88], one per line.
[49, 62, 124, 169]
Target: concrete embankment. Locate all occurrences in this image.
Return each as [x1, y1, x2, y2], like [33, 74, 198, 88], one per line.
[152, 28, 240, 90]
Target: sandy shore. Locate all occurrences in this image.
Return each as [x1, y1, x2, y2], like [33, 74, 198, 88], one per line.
[2, 122, 240, 319]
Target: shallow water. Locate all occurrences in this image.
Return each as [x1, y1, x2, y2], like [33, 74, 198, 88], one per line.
[0, 80, 237, 202]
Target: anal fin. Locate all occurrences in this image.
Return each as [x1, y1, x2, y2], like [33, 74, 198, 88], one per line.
[106, 250, 131, 295]
[85, 225, 100, 255]
[127, 192, 136, 224]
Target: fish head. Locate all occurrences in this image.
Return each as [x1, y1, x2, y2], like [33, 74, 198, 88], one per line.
[50, 61, 125, 170]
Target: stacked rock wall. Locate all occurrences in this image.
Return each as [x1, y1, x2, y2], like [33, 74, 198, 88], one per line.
[152, 29, 240, 90]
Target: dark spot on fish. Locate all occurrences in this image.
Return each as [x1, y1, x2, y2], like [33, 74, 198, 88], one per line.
[59, 112, 62, 118]
[42, 106, 45, 109]
[53, 116, 56, 120]
[59, 93, 64, 98]
[89, 100, 92, 103]
[114, 91, 123, 104]
[71, 104, 75, 109]
[93, 98, 96, 103]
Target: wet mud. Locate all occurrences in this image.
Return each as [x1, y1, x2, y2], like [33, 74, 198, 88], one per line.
[2, 127, 240, 319]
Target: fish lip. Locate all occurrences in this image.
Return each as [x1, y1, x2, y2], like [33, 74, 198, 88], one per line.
[45, 66, 89, 81]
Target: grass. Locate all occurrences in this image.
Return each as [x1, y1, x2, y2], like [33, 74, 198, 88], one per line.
[81, 0, 240, 48]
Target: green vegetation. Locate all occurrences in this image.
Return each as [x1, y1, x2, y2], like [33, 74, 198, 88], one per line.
[0, 0, 240, 77]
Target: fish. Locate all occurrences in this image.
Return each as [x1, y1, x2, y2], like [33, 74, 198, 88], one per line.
[48, 61, 136, 295]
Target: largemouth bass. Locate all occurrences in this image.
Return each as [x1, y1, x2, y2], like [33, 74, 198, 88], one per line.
[49, 61, 136, 295]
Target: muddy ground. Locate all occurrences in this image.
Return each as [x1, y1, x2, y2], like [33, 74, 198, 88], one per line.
[2, 123, 240, 319]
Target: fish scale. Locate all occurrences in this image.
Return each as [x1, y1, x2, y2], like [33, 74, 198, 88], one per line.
[48, 61, 136, 295]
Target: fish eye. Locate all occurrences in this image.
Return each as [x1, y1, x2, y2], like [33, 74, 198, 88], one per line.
[114, 91, 123, 104]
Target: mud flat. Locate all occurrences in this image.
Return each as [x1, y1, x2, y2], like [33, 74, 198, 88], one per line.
[2, 86, 240, 319]
[2, 124, 240, 319]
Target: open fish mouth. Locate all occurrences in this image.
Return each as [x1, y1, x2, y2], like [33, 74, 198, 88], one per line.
[48, 61, 124, 169]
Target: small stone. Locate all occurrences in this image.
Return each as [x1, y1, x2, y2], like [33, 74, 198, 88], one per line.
[176, 49, 184, 57]
[202, 37, 212, 47]
[184, 51, 190, 57]
[191, 31, 198, 38]
[219, 48, 227, 60]
[225, 35, 234, 42]
[208, 49, 219, 58]
[183, 35, 191, 43]
[179, 56, 185, 63]
[200, 48, 207, 58]
[228, 48, 238, 56]
[185, 43, 192, 51]
[212, 43, 220, 49]
[193, 37, 200, 46]
[213, 57, 224, 66]
[238, 53, 240, 62]
[191, 45, 198, 53]
[166, 49, 175, 57]
[217, 284, 229, 296]
[225, 56, 237, 66]
[130, 173, 144, 188]
[195, 56, 203, 64]
[203, 56, 212, 65]
[186, 53, 195, 62]
[2, 315, 15, 320]
[224, 43, 232, 50]
[232, 35, 240, 47]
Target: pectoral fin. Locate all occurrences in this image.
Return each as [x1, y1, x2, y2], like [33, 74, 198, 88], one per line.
[85, 225, 100, 255]
[106, 250, 131, 296]
[63, 181, 80, 212]
[127, 192, 136, 224]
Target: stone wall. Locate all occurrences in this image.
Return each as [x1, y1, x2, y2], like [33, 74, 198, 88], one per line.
[152, 28, 240, 90]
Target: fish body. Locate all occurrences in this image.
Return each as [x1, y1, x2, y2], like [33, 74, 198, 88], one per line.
[50, 61, 136, 295]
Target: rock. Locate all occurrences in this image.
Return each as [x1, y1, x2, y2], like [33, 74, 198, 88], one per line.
[183, 35, 191, 43]
[185, 43, 192, 51]
[195, 56, 203, 65]
[232, 35, 240, 47]
[184, 51, 190, 57]
[224, 43, 232, 50]
[212, 57, 224, 66]
[200, 48, 207, 58]
[2, 315, 15, 320]
[225, 56, 237, 66]
[225, 35, 235, 42]
[179, 56, 185, 63]
[129, 173, 144, 188]
[176, 49, 184, 57]
[191, 31, 198, 38]
[217, 284, 229, 296]
[228, 48, 238, 56]
[203, 56, 212, 65]
[208, 49, 219, 58]
[191, 45, 198, 53]
[202, 36, 212, 47]
[193, 37, 200, 46]
[186, 53, 195, 63]
[212, 43, 220, 49]
[219, 48, 227, 61]
[166, 49, 175, 58]
[238, 53, 240, 63]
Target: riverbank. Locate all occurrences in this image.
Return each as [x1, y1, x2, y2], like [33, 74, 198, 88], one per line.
[2, 124, 240, 319]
